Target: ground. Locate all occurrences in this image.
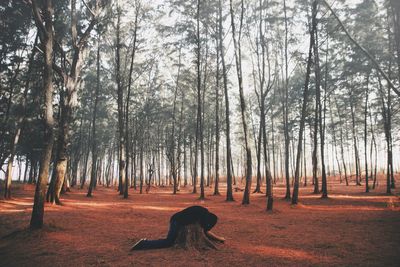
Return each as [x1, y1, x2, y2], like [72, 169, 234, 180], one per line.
[0, 177, 399, 267]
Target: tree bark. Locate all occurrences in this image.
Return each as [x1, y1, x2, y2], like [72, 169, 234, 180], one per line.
[230, 0, 252, 205]
[313, 3, 328, 198]
[174, 223, 217, 250]
[219, 0, 234, 201]
[349, 88, 361, 186]
[292, 0, 315, 204]
[30, 0, 55, 229]
[87, 36, 101, 197]
[115, 5, 126, 196]
[364, 74, 369, 193]
[283, 0, 291, 200]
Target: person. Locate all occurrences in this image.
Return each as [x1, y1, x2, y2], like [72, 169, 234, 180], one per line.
[131, 205, 225, 250]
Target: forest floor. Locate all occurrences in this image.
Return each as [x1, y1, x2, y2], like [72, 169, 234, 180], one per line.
[0, 176, 400, 267]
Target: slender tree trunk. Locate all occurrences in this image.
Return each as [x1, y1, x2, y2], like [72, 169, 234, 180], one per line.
[364, 75, 370, 193]
[30, 0, 55, 229]
[124, 2, 139, 198]
[23, 159, 29, 183]
[80, 124, 91, 189]
[87, 36, 101, 197]
[329, 97, 342, 183]
[195, 0, 205, 199]
[292, 1, 315, 204]
[230, 0, 252, 204]
[283, 0, 291, 200]
[312, 92, 319, 193]
[214, 24, 220, 195]
[139, 146, 144, 193]
[336, 99, 349, 186]
[219, 0, 234, 201]
[313, 6, 328, 198]
[184, 135, 188, 187]
[271, 110, 276, 184]
[115, 6, 126, 196]
[349, 89, 361, 186]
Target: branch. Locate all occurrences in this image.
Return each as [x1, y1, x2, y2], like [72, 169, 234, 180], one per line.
[30, 0, 48, 40]
[322, 0, 400, 97]
[35, 44, 67, 81]
[77, 17, 97, 48]
[82, 0, 96, 17]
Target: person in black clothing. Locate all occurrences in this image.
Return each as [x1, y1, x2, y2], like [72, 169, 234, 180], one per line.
[131, 206, 225, 250]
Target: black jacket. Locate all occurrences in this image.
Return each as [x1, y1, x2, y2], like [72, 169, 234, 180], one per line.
[170, 205, 218, 231]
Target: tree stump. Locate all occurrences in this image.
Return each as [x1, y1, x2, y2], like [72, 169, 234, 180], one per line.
[173, 223, 218, 250]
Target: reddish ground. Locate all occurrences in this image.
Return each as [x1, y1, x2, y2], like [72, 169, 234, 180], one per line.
[0, 177, 399, 267]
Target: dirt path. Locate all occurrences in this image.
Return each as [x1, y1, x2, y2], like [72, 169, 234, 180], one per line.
[0, 180, 399, 267]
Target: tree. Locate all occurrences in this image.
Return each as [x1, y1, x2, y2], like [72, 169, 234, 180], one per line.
[218, 0, 234, 202]
[283, 0, 291, 200]
[87, 34, 101, 197]
[313, 0, 327, 198]
[229, 0, 252, 204]
[46, 0, 105, 204]
[292, 0, 316, 205]
[213, 13, 221, 196]
[4, 34, 38, 199]
[30, 0, 56, 229]
[115, 3, 126, 197]
[124, 0, 141, 199]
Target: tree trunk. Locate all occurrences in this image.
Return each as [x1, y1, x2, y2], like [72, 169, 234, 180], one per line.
[349, 90, 361, 186]
[219, 0, 234, 201]
[51, 0, 100, 204]
[174, 223, 217, 250]
[230, 0, 252, 205]
[364, 75, 369, 193]
[292, 1, 315, 204]
[312, 89, 319, 193]
[87, 36, 101, 197]
[214, 105, 220, 195]
[30, 0, 55, 229]
[336, 99, 349, 186]
[139, 146, 144, 194]
[283, 0, 291, 200]
[115, 5, 126, 196]
[124, 2, 140, 198]
[214, 18, 220, 195]
[313, 4, 328, 198]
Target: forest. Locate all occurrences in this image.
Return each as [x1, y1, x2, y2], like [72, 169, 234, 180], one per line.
[0, 0, 399, 266]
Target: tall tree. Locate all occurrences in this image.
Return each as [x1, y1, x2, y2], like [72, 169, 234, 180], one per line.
[292, 0, 316, 205]
[218, 0, 234, 201]
[87, 34, 101, 197]
[283, 0, 291, 200]
[115, 3, 126, 196]
[214, 12, 221, 196]
[229, 0, 252, 205]
[196, 0, 205, 199]
[313, 0, 328, 198]
[30, 0, 55, 229]
[47, 0, 104, 204]
[124, 0, 141, 199]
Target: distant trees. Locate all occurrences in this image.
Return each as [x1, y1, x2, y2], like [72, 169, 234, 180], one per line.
[2, 0, 400, 225]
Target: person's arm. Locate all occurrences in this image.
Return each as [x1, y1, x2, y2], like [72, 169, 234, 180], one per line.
[205, 231, 225, 243]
